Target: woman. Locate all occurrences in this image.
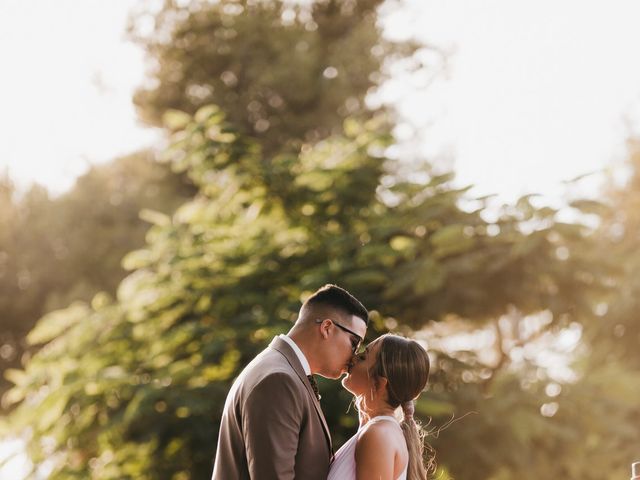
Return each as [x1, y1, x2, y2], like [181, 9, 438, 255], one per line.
[327, 334, 435, 480]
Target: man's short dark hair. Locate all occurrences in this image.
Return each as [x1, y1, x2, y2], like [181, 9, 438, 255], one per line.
[303, 284, 369, 325]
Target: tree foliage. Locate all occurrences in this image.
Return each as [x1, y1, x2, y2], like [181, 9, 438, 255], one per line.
[587, 137, 640, 368]
[0, 154, 193, 403]
[4, 0, 640, 477]
[3, 107, 619, 479]
[130, 0, 423, 152]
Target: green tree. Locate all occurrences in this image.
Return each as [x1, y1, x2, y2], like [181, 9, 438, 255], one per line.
[130, 0, 423, 152]
[0, 153, 193, 404]
[45, 151, 195, 309]
[3, 107, 607, 479]
[589, 137, 640, 368]
[423, 160, 639, 479]
[0, 180, 60, 399]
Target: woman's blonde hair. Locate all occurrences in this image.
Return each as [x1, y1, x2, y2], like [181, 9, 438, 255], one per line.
[371, 334, 436, 480]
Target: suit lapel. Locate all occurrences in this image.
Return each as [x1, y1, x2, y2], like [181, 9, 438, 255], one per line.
[269, 336, 333, 452]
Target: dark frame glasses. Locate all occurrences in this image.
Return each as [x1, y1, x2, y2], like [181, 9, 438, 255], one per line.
[315, 318, 364, 354]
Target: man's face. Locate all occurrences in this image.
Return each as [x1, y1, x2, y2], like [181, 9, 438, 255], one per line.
[320, 314, 367, 379]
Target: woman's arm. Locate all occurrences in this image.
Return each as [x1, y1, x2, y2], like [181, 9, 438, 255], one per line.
[354, 423, 395, 480]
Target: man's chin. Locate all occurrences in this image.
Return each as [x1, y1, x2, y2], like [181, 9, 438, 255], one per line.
[319, 365, 351, 379]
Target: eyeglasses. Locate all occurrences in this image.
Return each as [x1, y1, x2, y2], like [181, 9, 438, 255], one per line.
[315, 318, 364, 354]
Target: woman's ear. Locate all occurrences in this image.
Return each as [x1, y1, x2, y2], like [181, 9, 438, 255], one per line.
[376, 376, 388, 395]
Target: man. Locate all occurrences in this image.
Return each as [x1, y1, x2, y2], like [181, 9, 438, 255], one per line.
[212, 284, 369, 480]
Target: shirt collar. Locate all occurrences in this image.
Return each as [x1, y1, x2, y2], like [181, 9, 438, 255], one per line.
[279, 334, 311, 376]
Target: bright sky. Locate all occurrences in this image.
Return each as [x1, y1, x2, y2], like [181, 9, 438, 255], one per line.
[0, 0, 159, 195]
[391, 0, 640, 202]
[3, 0, 640, 203]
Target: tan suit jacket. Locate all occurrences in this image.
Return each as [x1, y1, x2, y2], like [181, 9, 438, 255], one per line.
[212, 336, 332, 480]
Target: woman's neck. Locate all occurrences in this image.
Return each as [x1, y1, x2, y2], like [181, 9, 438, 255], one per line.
[362, 400, 396, 419]
[368, 408, 396, 418]
[359, 404, 396, 427]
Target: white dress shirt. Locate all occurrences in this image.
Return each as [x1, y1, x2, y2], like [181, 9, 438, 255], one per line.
[279, 334, 311, 375]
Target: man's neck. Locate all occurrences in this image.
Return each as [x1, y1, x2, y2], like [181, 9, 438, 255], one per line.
[287, 332, 316, 374]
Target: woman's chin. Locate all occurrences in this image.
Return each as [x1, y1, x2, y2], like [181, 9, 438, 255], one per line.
[341, 375, 352, 391]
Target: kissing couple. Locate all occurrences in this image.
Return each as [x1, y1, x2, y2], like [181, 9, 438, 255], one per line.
[212, 284, 434, 480]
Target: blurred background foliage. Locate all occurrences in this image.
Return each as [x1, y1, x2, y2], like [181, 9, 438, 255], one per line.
[1, 0, 639, 479]
[0, 155, 194, 399]
[128, 0, 424, 154]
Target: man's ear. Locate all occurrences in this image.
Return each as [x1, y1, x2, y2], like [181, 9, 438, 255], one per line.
[319, 318, 332, 339]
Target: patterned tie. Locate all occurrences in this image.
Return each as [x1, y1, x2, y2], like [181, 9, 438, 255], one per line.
[307, 374, 321, 401]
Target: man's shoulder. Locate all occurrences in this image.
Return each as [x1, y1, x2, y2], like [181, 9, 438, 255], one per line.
[229, 348, 308, 412]
[249, 342, 292, 368]
[237, 344, 301, 388]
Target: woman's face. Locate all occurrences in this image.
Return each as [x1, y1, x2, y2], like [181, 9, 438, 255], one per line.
[341, 338, 382, 396]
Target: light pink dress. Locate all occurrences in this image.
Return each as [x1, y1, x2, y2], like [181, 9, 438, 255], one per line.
[327, 415, 408, 480]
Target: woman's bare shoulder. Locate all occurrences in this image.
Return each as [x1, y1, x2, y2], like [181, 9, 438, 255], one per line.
[355, 422, 396, 479]
[356, 419, 404, 457]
